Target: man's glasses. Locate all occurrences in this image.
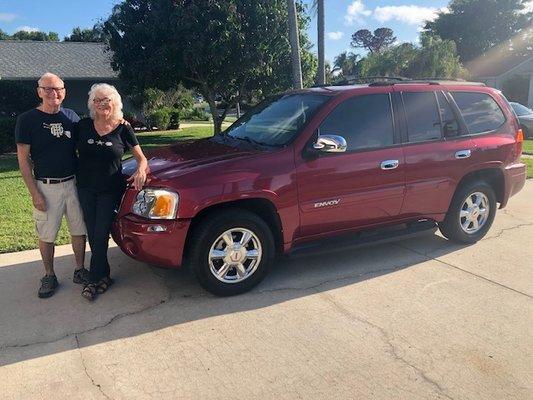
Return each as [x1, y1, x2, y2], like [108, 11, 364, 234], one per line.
[93, 98, 112, 105]
[39, 87, 65, 94]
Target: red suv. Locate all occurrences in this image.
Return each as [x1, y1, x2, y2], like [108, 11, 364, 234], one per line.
[112, 80, 526, 296]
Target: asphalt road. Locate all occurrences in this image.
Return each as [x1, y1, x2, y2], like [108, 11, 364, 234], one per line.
[1, 181, 532, 400]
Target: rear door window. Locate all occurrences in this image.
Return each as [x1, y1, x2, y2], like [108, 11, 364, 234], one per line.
[319, 94, 394, 151]
[450, 92, 505, 134]
[402, 92, 442, 143]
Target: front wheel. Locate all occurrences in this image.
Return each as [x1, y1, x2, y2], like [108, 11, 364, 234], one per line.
[439, 181, 497, 244]
[187, 209, 275, 296]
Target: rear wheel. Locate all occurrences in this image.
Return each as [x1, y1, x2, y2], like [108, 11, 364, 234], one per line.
[187, 209, 274, 296]
[439, 181, 496, 244]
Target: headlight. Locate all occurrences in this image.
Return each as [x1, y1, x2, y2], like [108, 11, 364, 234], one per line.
[132, 189, 179, 219]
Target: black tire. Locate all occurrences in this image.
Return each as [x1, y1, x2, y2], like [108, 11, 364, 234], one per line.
[187, 208, 275, 296]
[439, 181, 497, 244]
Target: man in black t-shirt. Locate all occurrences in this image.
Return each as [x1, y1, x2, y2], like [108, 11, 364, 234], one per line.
[15, 72, 89, 298]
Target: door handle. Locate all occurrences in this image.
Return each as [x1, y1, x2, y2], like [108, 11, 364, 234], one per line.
[380, 160, 399, 170]
[455, 150, 471, 159]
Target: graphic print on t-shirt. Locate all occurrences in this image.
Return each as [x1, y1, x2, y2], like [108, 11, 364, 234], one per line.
[43, 122, 72, 138]
[87, 138, 113, 146]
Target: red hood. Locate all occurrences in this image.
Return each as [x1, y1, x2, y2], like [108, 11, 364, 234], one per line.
[123, 138, 259, 178]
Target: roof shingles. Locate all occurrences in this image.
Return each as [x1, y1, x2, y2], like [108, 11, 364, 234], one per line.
[0, 40, 118, 80]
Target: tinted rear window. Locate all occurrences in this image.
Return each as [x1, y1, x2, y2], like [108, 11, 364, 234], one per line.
[402, 92, 442, 142]
[451, 92, 505, 134]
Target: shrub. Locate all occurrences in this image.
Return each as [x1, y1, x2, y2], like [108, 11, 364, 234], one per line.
[181, 107, 211, 121]
[149, 108, 171, 131]
[123, 110, 146, 130]
[0, 117, 17, 154]
[0, 81, 38, 117]
[168, 108, 181, 129]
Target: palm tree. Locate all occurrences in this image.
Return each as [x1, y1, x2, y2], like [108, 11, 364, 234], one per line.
[287, 0, 303, 89]
[333, 52, 360, 78]
[314, 0, 325, 85]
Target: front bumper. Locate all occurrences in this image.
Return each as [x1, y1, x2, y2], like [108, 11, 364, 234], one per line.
[111, 214, 191, 268]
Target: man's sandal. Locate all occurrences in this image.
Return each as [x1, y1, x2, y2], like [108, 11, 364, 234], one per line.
[81, 283, 97, 301]
[96, 277, 114, 294]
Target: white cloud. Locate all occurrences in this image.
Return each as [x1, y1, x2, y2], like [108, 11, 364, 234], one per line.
[327, 31, 344, 40]
[15, 26, 40, 33]
[373, 5, 446, 25]
[345, 1, 372, 25]
[0, 13, 17, 22]
[523, 1, 533, 13]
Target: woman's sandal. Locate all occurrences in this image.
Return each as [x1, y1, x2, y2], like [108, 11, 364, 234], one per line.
[96, 277, 115, 294]
[82, 283, 97, 301]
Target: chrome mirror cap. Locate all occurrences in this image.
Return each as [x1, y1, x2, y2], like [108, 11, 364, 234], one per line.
[313, 135, 347, 153]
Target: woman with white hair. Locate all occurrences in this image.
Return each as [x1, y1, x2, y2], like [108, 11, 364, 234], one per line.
[75, 83, 148, 301]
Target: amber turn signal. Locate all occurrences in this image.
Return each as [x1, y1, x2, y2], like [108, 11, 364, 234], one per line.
[152, 195, 174, 217]
[516, 129, 524, 142]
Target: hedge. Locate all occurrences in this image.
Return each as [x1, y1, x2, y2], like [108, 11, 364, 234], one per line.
[0, 117, 16, 154]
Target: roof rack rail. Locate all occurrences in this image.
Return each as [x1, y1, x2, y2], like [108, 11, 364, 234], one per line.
[311, 77, 485, 89]
[368, 78, 485, 87]
[402, 79, 485, 86]
[335, 76, 408, 86]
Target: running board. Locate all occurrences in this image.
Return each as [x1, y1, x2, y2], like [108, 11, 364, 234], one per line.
[289, 220, 437, 259]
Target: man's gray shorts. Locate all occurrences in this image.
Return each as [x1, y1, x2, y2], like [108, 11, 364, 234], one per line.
[33, 177, 86, 243]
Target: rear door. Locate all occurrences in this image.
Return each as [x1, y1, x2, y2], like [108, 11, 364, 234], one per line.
[295, 90, 406, 237]
[397, 88, 478, 218]
[449, 90, 513, 163]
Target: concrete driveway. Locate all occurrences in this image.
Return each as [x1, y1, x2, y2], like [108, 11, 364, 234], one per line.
[1, 182, 532, 400]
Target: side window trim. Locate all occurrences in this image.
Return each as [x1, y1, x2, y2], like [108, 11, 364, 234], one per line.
[391, 92, 406, 144]
[387, 92, 401, 145]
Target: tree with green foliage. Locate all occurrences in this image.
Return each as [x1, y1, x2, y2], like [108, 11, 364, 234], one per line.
[10, 30, 59, 41]
[359, 34, 467, 79]
[0, 29, 9, 40]
[424, 0, 532, 62]
[333, 52, 361, 78]
[104, 0, 317, 134]
[130, 85, 194, 121]
[351, 28, 396, 54]
[64, 24, 106, 42]
[287, 0, 303, 89]
[312, 0, 326, 85]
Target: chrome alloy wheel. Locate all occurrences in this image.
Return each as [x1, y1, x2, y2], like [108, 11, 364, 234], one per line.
[208, 228, 262, 283]
[459, 192, 490, 234]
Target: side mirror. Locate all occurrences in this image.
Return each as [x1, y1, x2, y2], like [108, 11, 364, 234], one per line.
[313, 135, 347, 153]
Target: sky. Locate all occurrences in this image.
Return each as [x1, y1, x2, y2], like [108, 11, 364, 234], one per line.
[0, 0, 521, 65]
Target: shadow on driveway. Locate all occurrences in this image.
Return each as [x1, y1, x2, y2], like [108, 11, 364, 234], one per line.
[0, 232, 467, 367]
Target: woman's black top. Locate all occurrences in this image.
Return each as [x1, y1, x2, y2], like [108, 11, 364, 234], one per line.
[75, 118, 139, 192]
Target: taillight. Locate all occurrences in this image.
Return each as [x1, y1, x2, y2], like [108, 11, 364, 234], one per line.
[516, 128, 524, 143]
[515, 128, 523, 160]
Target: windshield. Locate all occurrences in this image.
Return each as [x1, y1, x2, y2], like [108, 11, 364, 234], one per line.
[224, 93, 330, 146]
[511, 102, 533, 116]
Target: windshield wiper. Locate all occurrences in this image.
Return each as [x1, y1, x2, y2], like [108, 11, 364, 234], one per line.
[229, 135, 277, 148]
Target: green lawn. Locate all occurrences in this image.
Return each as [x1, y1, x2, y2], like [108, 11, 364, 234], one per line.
[0, 125, 215, 253]
[1, 126, 532, 253]
[523, 139, 533, 154]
